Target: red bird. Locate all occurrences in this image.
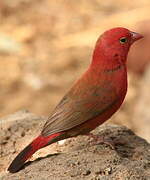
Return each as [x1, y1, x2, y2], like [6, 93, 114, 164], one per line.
[8, 27, 143, 173]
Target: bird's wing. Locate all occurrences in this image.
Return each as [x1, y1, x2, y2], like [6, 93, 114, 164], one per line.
[42, 79, 118, 136]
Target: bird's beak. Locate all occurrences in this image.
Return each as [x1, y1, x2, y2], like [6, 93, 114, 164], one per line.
[130, 31, 143, 43]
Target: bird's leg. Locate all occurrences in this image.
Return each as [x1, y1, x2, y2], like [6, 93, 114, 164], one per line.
[85, 133, 115, 150]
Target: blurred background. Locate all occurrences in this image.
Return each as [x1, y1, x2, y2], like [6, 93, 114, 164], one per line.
[0, 0, 150, 141]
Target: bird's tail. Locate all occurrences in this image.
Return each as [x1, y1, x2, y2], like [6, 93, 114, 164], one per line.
[8, 132, 62, 173]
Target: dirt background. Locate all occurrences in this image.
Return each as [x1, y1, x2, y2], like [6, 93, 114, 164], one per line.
[0, 0, 150, 178]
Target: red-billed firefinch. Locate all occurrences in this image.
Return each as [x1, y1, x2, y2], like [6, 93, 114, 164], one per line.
[8, 27, 143, 173]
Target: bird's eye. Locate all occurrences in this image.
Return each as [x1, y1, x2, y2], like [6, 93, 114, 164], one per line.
[119, 37, 127, 44]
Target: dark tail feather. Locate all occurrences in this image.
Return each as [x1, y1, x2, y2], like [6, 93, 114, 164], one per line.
[8, 133, 61, 173]
[8, 142, 33, 173]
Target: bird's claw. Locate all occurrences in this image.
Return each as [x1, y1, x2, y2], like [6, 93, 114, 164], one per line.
[86, 133, 115, 150]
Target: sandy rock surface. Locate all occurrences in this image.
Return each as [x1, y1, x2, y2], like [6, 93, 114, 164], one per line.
[0, 111, 150, 180]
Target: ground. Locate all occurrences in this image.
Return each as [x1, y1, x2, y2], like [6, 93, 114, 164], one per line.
[1, 111, 150, 179]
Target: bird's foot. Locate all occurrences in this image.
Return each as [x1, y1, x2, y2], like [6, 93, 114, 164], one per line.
[86, 133, 115, 150]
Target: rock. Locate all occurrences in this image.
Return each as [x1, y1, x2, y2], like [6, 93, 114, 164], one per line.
[0, 110, 45, 173]
[0, 111, 150, 180]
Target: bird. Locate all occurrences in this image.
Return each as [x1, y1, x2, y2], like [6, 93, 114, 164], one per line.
[8, 27, 143, 173]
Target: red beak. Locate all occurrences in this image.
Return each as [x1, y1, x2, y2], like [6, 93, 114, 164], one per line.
[130, 31, 143, 43]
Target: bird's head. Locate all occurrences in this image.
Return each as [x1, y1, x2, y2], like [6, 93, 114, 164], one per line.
[92, 27, 143, 67]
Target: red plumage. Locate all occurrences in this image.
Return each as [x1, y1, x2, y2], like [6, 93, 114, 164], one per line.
[8, 27, 143, 173]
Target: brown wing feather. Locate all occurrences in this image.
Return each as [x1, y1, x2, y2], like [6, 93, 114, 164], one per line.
[42, 76, 118, 136]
